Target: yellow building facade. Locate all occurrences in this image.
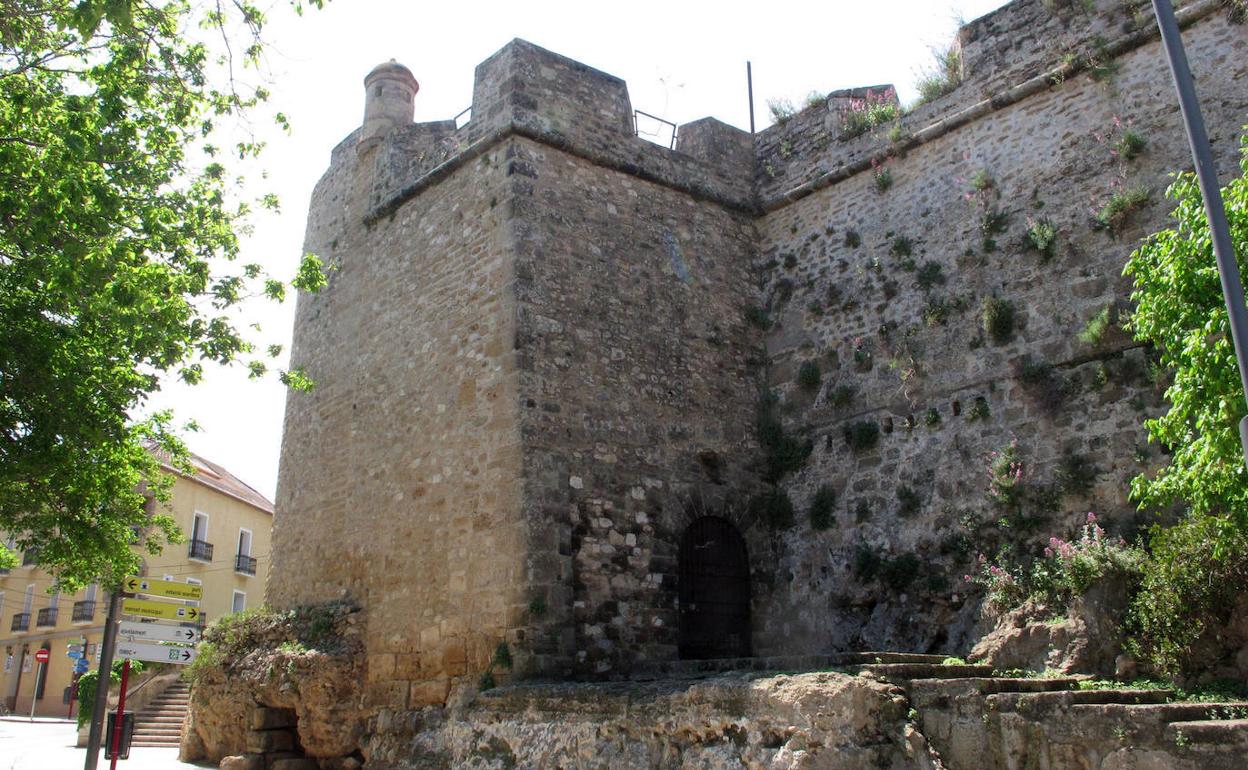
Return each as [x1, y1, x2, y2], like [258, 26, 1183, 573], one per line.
[0, 451, 272, 717]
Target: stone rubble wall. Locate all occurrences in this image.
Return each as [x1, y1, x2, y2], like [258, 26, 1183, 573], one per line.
[503, 136, 764, 679]
[272, 0, 1248, 700]
[273, 124, 527, 711]
[750, 0, 1248, 657]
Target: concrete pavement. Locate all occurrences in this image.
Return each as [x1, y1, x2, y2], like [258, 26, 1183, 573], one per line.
[0, 718, 211, 769]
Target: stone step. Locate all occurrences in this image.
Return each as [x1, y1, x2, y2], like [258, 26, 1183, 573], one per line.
[1165, 718, 1248, 746]
[130, 733, 179, 743]
[136, 714, 184, 723]
[835, 652, 960, 665]
[1070, 701, 1248, 722]
[989, 687, 1175, 711]
[133, 729, 182, 738]
[630, 655, 842, 679]
[853, 663, 996, 681]
[908, 676, 1083, 697]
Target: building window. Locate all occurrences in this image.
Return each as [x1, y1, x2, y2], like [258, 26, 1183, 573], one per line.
[235, 529, 256, 575]
[188, 511, 213, 561]
[231, 590, 246, 614]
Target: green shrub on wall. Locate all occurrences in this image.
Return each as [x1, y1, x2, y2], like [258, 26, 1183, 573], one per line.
[809, 485, 837, 530]
[1122, 141, 1248, 673]
[981, 297, 1016, 345]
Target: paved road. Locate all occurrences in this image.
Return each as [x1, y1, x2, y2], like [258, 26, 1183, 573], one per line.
[0, 718, 212, 769]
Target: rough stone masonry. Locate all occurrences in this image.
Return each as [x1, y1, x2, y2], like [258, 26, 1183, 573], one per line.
[269, 0, 1248, 716]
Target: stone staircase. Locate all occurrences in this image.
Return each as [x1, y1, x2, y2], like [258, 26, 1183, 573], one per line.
[851, 652, 1248, 770]
[636, 651, 1248, 769]
[130, 679, 189, 748]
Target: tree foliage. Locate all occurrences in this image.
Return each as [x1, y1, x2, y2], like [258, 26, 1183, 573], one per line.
[1123, 134, 1248, 673]
[0, 0, 325, 589]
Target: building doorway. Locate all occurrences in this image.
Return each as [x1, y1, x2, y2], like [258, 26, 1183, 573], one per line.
[678, 516, 751, 659]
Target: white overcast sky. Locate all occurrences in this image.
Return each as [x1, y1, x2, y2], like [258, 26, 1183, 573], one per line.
[144, 0, 1012, 500]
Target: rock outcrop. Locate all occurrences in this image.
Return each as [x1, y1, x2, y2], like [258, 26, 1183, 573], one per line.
[366, 671, 939, 770]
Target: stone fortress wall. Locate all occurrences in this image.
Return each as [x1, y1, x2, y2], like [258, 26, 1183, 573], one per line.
[750, 0, 1248, 657]
[270, 0, 1248, 717]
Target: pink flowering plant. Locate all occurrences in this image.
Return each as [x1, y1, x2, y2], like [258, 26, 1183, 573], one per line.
[839, 88, 900, 139]
[986, 440, 1028, 511]
[968, 512, 1144, 615]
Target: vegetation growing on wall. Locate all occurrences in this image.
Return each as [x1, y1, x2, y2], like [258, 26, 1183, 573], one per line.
[838, 88, 900, 139]
[982, 297, 1017, 345]
[914, 44, 963, 106]
[1122, 142, 1248, 674]
[757, 391, 813, 483]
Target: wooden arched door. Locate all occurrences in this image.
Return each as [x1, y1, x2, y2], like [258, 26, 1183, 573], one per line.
[678, 516, 751, 659]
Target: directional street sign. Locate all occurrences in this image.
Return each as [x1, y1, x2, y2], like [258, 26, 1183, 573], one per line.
[67, 651, 83, 659]
[115, 641, 197, 666]
[73, 658, 89, 674]
[118, 621, 201, 644]
[121, 597, 202, 622]
[122, 576, 203, 601]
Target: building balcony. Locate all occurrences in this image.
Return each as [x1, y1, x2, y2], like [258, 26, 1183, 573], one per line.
[72, 600, 96, 622]
[36, 607, 57, 627]
[234, 554, 257, 576]
[188, 538, 214, 562]
[10, 612, 30, 632]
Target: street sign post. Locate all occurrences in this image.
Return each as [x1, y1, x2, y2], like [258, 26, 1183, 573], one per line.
[120, 597, 201, 622]
[122, 576, 203, 601]
[118, 621, 201, 644]
[114, 641, 197, 666]
[29, 649, 49, 721]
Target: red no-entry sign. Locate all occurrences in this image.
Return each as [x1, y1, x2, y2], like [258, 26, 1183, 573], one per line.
[34, 649, 49, 664]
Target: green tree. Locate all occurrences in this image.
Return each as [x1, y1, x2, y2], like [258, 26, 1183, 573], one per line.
[1123, 133, 1248, 672]
[0, 0, 326, 588]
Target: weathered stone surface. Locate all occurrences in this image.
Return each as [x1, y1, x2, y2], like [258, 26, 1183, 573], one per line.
[246, 728, 295, 754]
[969, 578, 1132, 675]
[182, 606, 366, 765]
[366, 671, 925, 770]
[268, 759, 320, 770]
[218, 755, 264, 770]
[251, 707, 297, 731]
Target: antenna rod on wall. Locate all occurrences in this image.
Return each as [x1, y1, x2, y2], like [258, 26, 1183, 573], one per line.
[747, 61, 755, 135]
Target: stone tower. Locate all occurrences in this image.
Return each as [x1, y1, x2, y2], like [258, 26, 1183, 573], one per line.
[358, 59, 418, 154]
[270, 0, 1248, 716]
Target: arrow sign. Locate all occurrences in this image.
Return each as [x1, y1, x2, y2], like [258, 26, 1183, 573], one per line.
[118, 621, 201, 644]
[67, 651, 83, 659]
[123, 576, 203, 601]
[121, 597, 201, 622]
[115, 641, 197, 666]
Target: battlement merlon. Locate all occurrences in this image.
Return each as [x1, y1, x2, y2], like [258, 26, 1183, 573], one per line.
[340, 38, 757, 223]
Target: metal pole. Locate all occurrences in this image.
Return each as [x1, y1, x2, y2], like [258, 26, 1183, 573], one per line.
[84, 588, 121, 770]
[1151, 0, 1248, 468]
[28, 661, 43, 721]
[108, 658, 130, 770]
[746, 61, 755, 135]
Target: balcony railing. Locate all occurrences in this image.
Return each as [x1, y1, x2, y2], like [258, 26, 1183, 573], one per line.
[72, 600, 96, 622]
[234, 554, 257, 576]
[10, 612, 30, 632]
[187, 538, 214, 562]
[36, 607, 57, 627]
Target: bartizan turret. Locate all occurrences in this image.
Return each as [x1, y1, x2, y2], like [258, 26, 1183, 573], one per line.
[357, 58, 418, 155]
